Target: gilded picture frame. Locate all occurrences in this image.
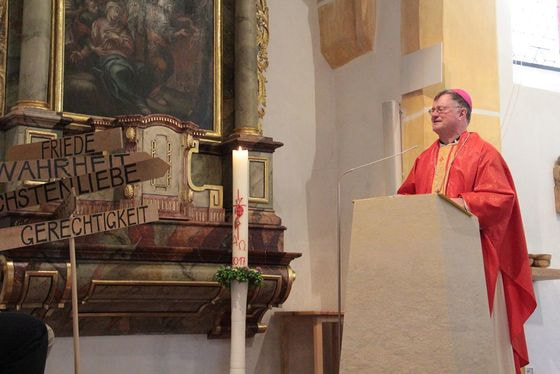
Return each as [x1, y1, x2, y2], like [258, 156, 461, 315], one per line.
[52, 0, 222, 138]
[0, 0, 9, 116]
[248, 156, 269, 204]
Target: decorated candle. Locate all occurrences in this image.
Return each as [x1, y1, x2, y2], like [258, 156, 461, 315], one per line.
[232, 147, 249, 268]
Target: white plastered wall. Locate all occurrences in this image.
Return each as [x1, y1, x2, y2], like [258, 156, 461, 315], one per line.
[497, 0, 560, 373]
[333, 0, 402, 305]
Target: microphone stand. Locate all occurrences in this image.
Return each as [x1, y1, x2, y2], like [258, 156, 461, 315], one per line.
[336, 145, 418, 357]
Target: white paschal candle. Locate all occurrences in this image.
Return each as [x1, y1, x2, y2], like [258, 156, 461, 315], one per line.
[230, 147, 249, 374]
[232, 147, 249, 268]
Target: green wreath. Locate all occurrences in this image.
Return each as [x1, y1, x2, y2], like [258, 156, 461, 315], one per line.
[214, 266, 264, 288]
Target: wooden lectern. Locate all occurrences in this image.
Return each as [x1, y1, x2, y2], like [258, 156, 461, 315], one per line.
[340, 194, 499, 373]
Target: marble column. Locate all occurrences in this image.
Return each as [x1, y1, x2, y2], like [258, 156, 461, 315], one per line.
[234, 0, 260, 135]
[16, 0, 52, 109]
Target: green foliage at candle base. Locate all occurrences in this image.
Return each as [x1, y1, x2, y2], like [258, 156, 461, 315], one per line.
[214, 266, 263, 288]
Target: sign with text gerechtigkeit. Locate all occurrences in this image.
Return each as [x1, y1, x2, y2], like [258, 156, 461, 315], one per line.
[0, 204, 159, 251]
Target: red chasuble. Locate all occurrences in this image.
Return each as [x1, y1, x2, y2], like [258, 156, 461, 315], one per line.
[398, 131, 536, 373]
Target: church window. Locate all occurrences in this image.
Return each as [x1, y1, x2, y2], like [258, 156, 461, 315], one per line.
[511, 0, 560, 90]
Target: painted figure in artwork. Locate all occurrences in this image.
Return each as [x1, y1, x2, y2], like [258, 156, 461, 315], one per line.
[64, 0, 213, 128]
[70, 1, 152, 114]
[128, 0, 200, 107]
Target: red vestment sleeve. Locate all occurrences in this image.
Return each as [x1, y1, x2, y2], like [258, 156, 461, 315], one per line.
[397, 159, 418, 195]
[458, 145, 536, 372]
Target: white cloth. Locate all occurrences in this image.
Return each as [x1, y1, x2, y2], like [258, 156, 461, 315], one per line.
[492, 272, 516, 374]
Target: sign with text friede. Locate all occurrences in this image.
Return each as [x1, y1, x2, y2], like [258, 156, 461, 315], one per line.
[6, 127, 124, 160]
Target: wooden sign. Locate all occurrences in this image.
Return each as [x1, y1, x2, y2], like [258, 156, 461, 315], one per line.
[54, 193, 77, 220]
[0, 204, 158, 251]
[0, 152, 152, 183]
[6, 128, 124, 160]
[0, 157, 169, 214]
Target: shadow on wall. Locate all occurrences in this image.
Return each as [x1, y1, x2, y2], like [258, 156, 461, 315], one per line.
[253, 313, 314, 374]
[252, 314, 283, 373]
[302, 0, 339, 312]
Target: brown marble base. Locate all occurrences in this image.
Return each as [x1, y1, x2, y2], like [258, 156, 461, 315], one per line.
[0, 215, 299, 337]
[0, 245, 299, 337]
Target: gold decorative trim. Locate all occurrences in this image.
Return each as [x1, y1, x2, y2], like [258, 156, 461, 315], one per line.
[233, 127, 261, 136]
[87, 279, 218, 287]
[256, 323, 268, 333]
[25, 128, 57, 143]
[58, 262, 72, 308]
[13, 100, 50, 109]
[52, 0, 64, 113]
[17, 270, 59, 310]
[125, 127, 137, 143]
[0, 0, 7, 116]
[82, 279, 223, 314]
[204, 0, 223, 139]
[284, 266, 296, 303]
[48, 0, 56, 109]
[53, 0, 223, 138]
[124, 184, 135, 199]
[186, 139, 224, 208]
[150, 135, 171, 190]
[256, 0, 270, 134]
[0, 256, 15, 308]
[249, 156, 270, 203]
[23, 129, 58, 186]
[78, 312, 205, 318]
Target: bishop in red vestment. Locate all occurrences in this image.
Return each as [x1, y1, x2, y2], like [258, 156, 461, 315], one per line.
[398, 89, 536, 373]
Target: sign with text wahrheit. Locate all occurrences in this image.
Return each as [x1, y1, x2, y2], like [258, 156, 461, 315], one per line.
[0, 204, 158, 251]
[6, 128, 124, 160]
[0, 152, 152, 183]
[0, 157, 169, 214]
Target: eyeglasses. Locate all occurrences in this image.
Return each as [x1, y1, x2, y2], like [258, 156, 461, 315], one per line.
[428, 106, 461, 115]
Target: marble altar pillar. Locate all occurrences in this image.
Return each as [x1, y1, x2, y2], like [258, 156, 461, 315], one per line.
[235, 0, 260, 135]
[16, 0, 52, 109]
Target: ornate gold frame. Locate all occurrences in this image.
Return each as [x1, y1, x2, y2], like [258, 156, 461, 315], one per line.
[256, 0, 269, 133]
[51, 0, 222, 138]
[0, 256, 15, 309]
[17, 270, 59, 309]
[0, 0, 7, 116]
[249, 156, 270, 203]
[186, 137, 224, 208]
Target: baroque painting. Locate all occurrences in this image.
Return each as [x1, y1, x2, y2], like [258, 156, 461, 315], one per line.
[63, 0, 217, 131]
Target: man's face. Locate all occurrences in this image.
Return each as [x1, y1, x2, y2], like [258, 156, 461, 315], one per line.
[107, 5, 122, 22]
[86, 0, 98, 13]
[430, 94, 464, 137]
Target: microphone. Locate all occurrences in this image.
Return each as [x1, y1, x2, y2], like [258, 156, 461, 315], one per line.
[335, 144, 419, 353]
[340, 145, 418, 178]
